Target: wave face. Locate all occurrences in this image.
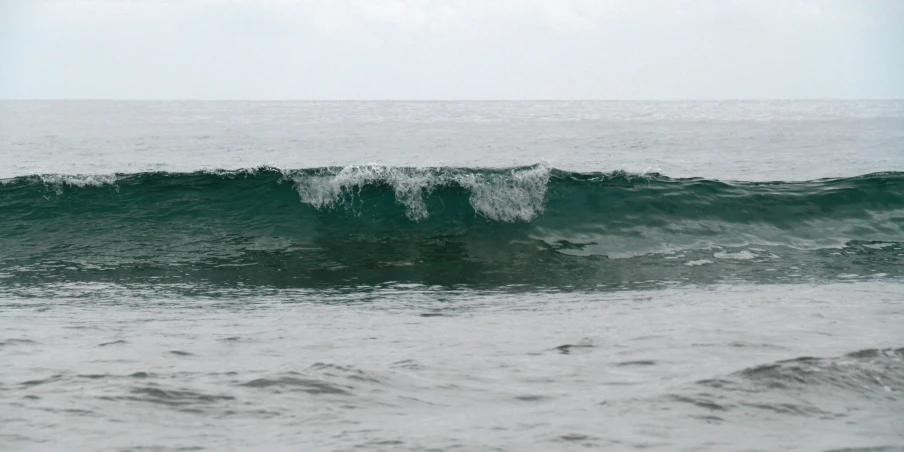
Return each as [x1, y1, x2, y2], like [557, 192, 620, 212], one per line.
[660, 347, 904, 425]
[1, 166, 903, 288]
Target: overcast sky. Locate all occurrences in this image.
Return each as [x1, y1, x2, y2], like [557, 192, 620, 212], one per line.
[1, 0, 902, 99]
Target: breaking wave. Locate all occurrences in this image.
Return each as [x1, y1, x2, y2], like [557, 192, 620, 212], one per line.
[1, 166, 903, 287]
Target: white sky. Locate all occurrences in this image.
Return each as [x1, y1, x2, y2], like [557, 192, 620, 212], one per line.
[1, 0, 902, 99]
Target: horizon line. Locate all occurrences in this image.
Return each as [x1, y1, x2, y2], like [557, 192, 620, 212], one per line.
[2, 98, 903, 102]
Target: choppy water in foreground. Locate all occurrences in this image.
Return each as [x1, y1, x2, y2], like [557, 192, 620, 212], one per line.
[3, 283, 903, 451]
[1, 101, 903, 451]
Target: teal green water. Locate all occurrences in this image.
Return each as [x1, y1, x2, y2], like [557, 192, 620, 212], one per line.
[3, 101, 904, 452]
[2, 166, 902, 289]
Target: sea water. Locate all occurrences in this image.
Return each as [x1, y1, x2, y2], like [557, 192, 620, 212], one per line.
[1, 101, 903, 451]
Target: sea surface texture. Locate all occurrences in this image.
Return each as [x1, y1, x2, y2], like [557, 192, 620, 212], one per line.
[1, 101, 903, 451]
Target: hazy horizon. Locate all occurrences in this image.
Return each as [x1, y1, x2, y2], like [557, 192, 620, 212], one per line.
[2, 0, 903, 100]
[3, 98, 904, 101]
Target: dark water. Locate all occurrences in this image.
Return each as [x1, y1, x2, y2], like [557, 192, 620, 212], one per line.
[2, 167, 902, 288]
[1, 101, 903, 451]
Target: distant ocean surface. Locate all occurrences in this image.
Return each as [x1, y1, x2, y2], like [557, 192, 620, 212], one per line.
[1, 101, 903, 451]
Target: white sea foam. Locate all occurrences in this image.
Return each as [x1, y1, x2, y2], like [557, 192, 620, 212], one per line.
[291, 164, 551, 222]
[862, 242, 896, 250]
[291, 165, 439, 220]
[713, 250, 758, 260]
[37, 174, 119, 194]
[455, 164, 551, 222]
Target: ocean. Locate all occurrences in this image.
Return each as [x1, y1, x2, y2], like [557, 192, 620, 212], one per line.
[1, 100, 903, 451]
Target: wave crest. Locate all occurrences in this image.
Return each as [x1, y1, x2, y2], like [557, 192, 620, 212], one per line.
[289, 164, 551, 221]
[1, 166, 903, 287]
